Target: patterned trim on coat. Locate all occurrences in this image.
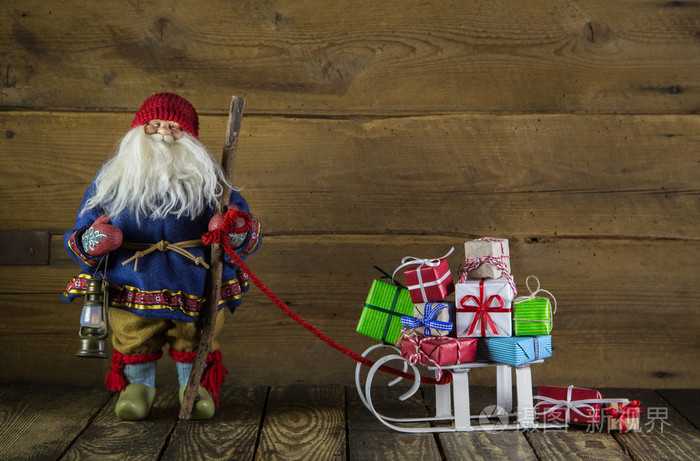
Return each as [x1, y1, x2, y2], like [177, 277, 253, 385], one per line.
[63, 273, 248, 316]
[242, 220, 262, 255]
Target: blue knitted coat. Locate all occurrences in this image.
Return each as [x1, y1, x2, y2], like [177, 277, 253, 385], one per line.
[61, 180, 261, 322]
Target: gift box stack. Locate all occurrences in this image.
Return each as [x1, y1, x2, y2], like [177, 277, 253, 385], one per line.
[355, 240, 643, 431]
[356, 238, 556, 368]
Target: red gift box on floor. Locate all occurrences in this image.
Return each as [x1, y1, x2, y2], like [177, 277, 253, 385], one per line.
[396, 250, 455, 304]
[535, 385, 605, 425]
[400, 331, 477, 366]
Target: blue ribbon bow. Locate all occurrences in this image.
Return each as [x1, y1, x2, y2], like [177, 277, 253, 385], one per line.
[401, 301, 453, 336]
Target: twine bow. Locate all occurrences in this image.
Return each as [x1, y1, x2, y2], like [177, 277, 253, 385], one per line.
[514, 275, 557, 314]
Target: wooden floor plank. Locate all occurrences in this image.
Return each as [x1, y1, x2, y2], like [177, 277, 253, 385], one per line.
[435, 386, 538, 461]
[60, 386, 180, 461]
[605, 388, 700, 461]
[524, 427, 629, 461]
[0, 382, 697, 460]
[256, 385, 346, 460]
[160, 386, 268, 461]
[656, 389, 700, 430]
[0, 384, 111, 461]
[346, 382, 442, 460]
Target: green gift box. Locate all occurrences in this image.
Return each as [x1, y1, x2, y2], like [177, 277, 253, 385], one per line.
[512, 297, 552, 336]
[356, 279, 414, 344]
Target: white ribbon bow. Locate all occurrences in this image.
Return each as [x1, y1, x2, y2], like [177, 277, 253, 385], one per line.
[534, 385, 629, 424]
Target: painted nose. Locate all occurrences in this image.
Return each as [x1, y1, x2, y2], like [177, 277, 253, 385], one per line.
[157, 125, 173, 135]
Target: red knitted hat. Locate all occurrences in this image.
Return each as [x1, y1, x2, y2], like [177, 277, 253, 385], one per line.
[131, 93, 199, 139]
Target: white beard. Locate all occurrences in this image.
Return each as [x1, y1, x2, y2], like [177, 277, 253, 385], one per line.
[82, 127, 227, 223]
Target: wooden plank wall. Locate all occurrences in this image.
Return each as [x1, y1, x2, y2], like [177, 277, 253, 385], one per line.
[0, 1, 698, 390]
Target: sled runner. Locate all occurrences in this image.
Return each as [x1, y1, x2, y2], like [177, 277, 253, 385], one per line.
[355, 343, 568, 432]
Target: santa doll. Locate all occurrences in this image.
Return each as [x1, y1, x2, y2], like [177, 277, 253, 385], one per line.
[62, 93, 261, 420]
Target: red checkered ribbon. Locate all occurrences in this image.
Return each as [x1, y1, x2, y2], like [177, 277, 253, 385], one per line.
[399, 329, 463, 380]
[458, 238, 516, 296]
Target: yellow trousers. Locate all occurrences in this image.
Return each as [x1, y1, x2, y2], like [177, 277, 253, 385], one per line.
[109, 307, 225, 356]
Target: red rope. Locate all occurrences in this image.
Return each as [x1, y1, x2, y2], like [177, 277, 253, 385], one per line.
[203, 210, 452, 386]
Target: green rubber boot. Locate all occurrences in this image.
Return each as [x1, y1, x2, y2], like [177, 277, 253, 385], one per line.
[115, 383, 156, 420]
[179, 385, 216, 420]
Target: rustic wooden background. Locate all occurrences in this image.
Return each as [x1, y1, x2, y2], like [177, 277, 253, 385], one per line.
[0, 1, 698, 390]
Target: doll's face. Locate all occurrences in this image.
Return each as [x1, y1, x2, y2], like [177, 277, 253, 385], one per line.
[144, 119, 184, 139]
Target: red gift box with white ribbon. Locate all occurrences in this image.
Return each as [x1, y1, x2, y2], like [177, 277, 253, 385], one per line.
[394, 249, 455, 304]
[535, 385, 614, 425]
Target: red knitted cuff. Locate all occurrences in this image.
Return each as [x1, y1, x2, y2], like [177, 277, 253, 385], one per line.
[170, 349, 228, 408]
[170, 349, 198, 363]
[105, 350, 162, 392]
[169, 349, 221, 365]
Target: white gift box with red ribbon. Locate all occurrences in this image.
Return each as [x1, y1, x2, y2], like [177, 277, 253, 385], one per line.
[455, 278, 514, 337]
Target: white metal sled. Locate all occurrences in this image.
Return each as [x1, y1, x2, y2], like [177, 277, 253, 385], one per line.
[355, 344, 568, 432]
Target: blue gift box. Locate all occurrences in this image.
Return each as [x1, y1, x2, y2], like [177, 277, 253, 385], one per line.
[480, 335, 551, 366]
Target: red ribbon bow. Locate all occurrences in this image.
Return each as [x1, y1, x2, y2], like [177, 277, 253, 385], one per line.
[457, 279, 510, 336]
[605, 400, 642, 433]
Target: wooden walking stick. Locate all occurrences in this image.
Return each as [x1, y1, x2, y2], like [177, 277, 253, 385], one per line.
[179, 96, 245, 419]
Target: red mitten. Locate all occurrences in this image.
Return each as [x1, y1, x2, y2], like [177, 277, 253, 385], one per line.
[208, 207, 249, 249]
[208, 214, 225, 232]
[82, 215, 123, 256]
[208, 206, 247, 233]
